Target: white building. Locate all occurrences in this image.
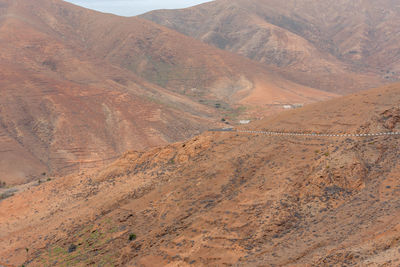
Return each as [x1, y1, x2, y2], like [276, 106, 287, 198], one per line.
[283, 104, 304, 109]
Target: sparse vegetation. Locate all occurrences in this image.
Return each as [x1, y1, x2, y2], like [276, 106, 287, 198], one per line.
[36, 223, 116, 265]
[0, 189, 17, 200]
[222, 106, 247, 120]
[68, 244, 77, 253]
[129, 233, 137, 241]
[3, 1, 400, 266]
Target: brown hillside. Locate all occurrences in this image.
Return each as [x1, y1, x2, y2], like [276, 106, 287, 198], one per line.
[1, 83, 399, 266]
[142, 0, 399, 93]
[0, 0, 336, 185]
[46, 0, 334, 105]
[0, 0, 215, 185]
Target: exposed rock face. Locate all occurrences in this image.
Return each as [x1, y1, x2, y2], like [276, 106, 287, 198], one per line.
[380, 108, 400, 130]
[142, 0, 400, 93]
[1, 83, 399, 266]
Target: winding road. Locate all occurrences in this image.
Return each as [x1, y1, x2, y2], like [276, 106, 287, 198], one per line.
[209, 128, 400, 137]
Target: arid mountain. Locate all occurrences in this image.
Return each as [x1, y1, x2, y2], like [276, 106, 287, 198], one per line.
[142, 0, 400, 93]
[51, 0, 334, 106]
[1, 83, 399, 266]
[0, 0, 336, 185]
[0, 1, 215, 185]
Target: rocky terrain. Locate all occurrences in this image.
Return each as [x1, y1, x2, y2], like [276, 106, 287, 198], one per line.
[1, 83, 399, 266]
[142, 0, 400, 93]
[2, 1, 400, 266]
[0, 0, 336, 185]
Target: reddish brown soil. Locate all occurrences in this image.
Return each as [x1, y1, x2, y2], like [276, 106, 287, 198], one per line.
[1, 83, 399, 266]
[142, 0, 399, 94]
[0, 0, 336, 185]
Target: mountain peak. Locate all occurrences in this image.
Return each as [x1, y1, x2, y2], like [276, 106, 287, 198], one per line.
[142, 0, 400, 93]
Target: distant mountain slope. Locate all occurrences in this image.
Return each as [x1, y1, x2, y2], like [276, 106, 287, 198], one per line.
[1, 83, 399, 266]
[45, 0, 334, 105]
[142, 0, 399, 93]
[0, 0, 338, 184]
[0, 0, 215, 185]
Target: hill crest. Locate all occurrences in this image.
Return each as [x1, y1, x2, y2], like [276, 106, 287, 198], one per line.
[1, 83, 399, 266]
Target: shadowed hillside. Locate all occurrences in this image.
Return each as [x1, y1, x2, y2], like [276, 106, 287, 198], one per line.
[142, 0, 399, 93]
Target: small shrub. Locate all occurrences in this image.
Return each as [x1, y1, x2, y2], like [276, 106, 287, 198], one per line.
[68, 244, 77, 253]
[129, 233, 137, 241]
[0, 189, 17, 200]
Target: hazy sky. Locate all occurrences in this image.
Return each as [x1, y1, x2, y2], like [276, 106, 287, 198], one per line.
[65, 0, 213, 16]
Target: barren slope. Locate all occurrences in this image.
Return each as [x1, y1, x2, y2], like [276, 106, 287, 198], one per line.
[0, 0, 337, 184]
[0, 0, 216, 185]
[1, 83, 399, 266]
[142, 0, 399, 93]
[46, 0, 334, 105]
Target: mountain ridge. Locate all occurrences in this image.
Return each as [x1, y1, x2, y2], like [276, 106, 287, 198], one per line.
[1, 82, 399, 266]
[142, 0, 399, 93]
[0, 0, 338, 185]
